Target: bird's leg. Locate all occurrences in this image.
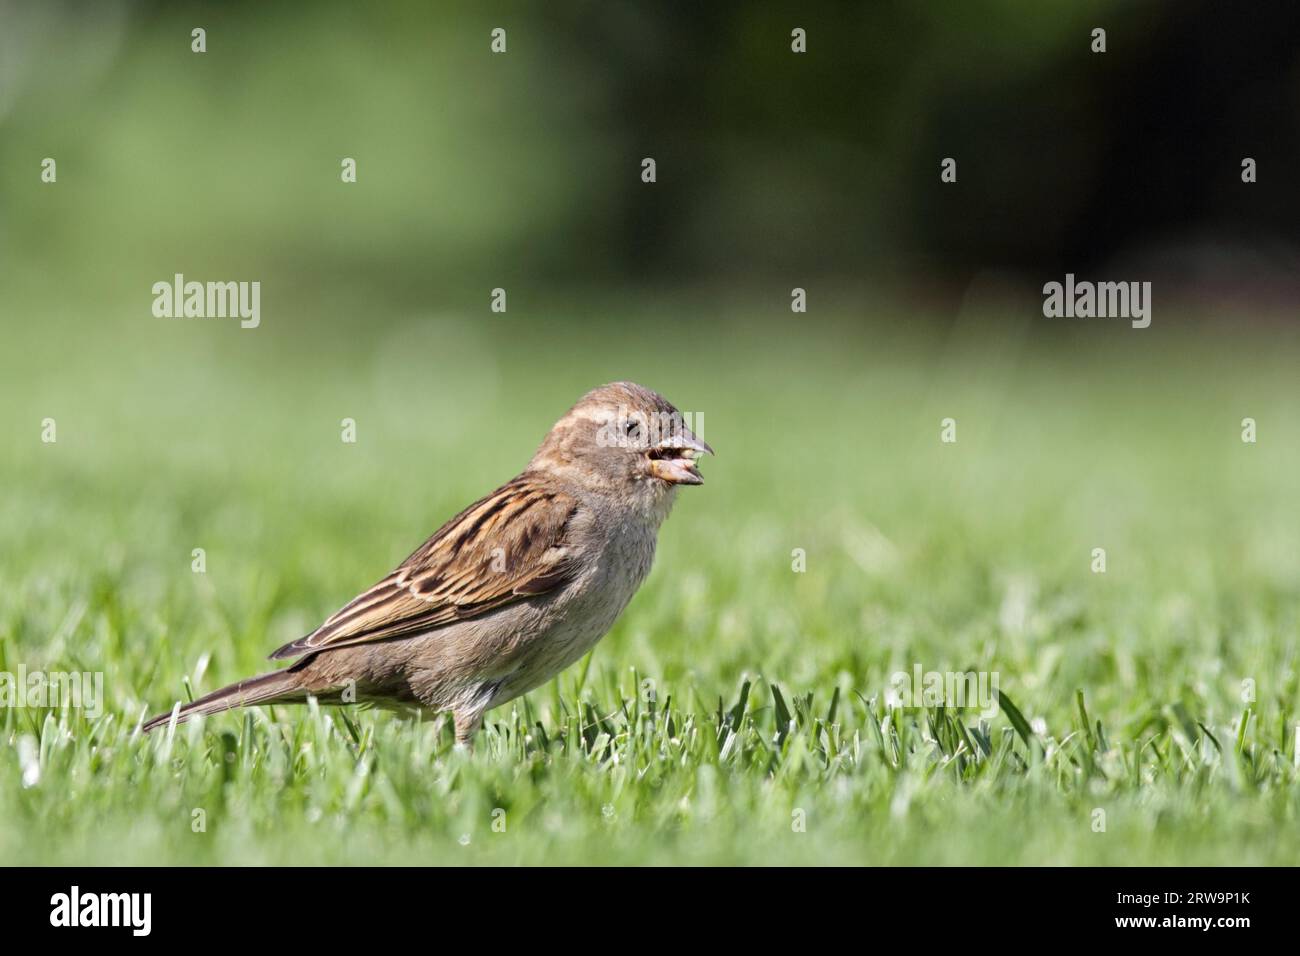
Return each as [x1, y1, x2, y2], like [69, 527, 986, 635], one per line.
[453, 710, 483, 750]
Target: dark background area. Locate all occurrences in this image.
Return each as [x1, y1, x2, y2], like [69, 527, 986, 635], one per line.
[550, 0, 1300, 292]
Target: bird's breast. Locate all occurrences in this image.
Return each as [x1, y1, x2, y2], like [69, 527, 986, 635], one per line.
[483, 516, 661, 704]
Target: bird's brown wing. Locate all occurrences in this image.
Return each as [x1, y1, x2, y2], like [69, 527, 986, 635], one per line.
[269, 475, 582, 660]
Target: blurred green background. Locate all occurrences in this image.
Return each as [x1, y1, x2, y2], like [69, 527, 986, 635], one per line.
[2, 1, 1300, 866]
[5, 0, 1299, 311]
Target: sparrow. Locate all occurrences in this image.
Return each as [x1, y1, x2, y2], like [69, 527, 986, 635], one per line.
[143, 382, 712, 745]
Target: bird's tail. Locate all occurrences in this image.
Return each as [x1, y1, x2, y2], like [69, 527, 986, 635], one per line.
[142, 668, 305, 733]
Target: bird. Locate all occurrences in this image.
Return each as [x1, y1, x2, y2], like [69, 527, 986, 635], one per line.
[142, 381, 712, 746]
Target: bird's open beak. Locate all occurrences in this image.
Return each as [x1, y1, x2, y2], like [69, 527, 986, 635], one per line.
[647, 430, 714, 485]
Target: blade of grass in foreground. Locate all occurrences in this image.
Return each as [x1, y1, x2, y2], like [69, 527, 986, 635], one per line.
[998, 690, 1034, 748]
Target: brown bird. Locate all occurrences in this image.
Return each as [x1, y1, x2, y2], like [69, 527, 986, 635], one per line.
[142, 382, 712, 745]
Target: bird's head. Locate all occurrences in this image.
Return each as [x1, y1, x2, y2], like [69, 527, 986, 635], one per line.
[529, 382, 713, 500]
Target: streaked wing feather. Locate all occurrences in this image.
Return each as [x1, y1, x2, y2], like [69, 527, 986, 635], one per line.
[269, 476, 581, 659]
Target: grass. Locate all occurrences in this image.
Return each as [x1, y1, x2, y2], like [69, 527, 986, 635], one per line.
[2, 303, 1299, 865]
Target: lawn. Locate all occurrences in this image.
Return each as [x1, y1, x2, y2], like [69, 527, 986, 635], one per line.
[2, 302, 1298, 865]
